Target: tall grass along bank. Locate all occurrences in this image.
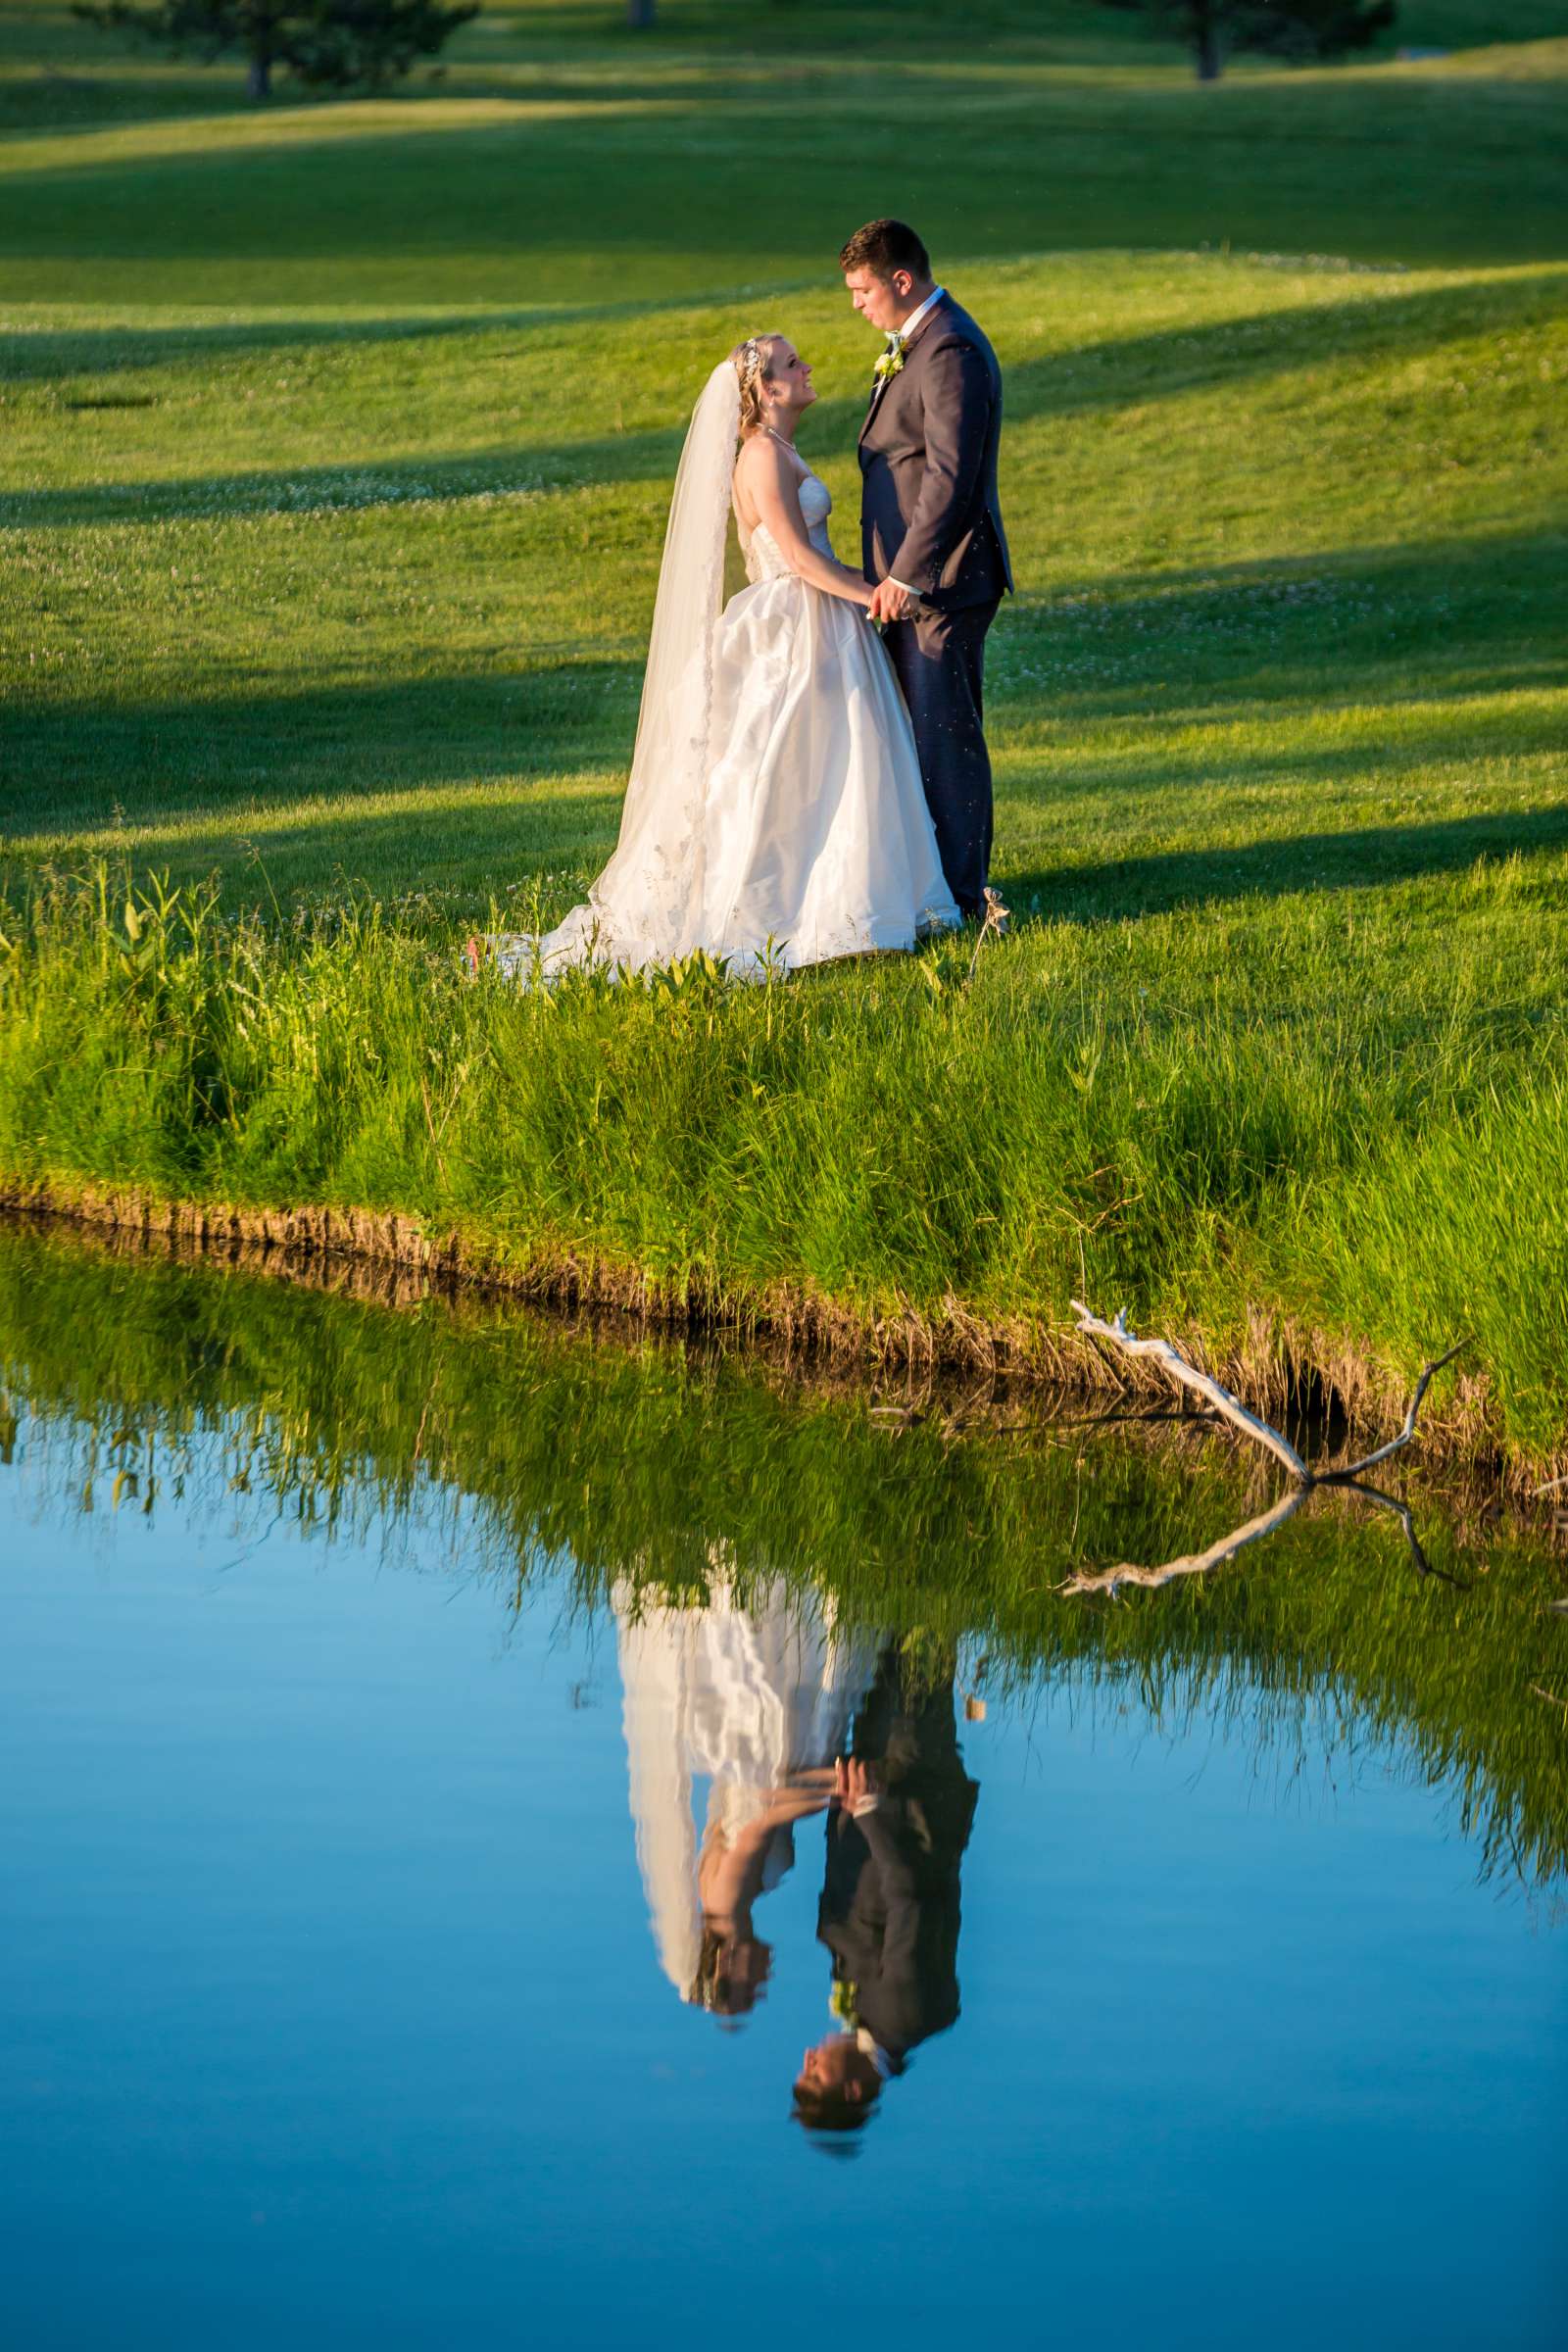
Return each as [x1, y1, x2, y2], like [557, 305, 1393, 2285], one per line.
[2, 868, 1564, 1476]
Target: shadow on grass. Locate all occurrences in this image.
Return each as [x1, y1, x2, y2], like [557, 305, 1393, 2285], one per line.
[0, 68, 257, 138]
[6, 69, 1565, 317]
[0, 450, 587, 528]
[0, 287, 779, 388]
[990, 525, 1568, 722]
[1, 776, 627, 906]
[1013, 802, 1568, 922]
[978, 264, 1568, 481]
[1, 663, 637, 831]
[1001, 265, 1568, 425]
[8, 267, 1567, 529]
[8, 525, 1564, 845]
[1000, 692, 1568, 814]
[7, 507, 1565, 903]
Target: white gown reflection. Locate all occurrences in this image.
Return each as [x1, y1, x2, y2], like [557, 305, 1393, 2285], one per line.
[614, 1569, 875, 2016]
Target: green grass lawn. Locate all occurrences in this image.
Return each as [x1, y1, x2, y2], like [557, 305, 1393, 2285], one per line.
[2, 2, 1566, 1464]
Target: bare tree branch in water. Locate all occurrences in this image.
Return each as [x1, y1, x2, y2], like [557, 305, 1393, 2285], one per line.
[1061, 1305, 1466, 1597]
[1335, 1478, 1467, 1589]
[1057, 1484, 1308, 1595]
[1069, 1302, 1309, 1480]
[1320, 1342, 1471, 1484]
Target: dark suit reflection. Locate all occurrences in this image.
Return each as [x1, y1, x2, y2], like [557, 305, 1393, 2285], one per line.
[817, 1650, 980, 2077]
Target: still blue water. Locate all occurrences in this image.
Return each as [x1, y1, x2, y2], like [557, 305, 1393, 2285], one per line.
[0, 1262, 1564, 2347]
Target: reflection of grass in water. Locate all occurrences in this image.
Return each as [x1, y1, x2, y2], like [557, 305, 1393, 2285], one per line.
[1, 1222, 1563, 1892]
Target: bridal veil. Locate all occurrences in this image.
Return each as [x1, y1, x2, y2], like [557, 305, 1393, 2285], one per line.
[551, 362, 739, 971]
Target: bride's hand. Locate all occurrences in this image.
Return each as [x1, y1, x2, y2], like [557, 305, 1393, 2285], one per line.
[762, 1784, 834, 1823]
[868, 577, 914, 624]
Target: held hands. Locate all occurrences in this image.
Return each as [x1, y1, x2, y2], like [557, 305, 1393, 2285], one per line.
[867, 576, 915, 625]
[832, 1756, 882, 1815]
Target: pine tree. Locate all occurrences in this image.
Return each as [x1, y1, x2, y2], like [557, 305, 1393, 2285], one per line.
[1225, 0, 1396, 63]
[73, 0, 481, 103]
[1105, 0, 1394, 80]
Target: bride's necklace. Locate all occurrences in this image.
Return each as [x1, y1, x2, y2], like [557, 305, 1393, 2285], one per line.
[762, 426, 802, 461]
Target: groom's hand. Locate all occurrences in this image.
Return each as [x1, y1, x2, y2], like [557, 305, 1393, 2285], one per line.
[868, 577, 914, 624]
[833, 1757, 882, 1814]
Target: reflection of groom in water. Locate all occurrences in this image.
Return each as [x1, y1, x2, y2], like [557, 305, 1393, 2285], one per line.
[793, 1651, 980, 2133]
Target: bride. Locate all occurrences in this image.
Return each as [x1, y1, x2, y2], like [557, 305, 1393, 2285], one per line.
[478, 334, 959, 980]
[613, 1567, 876, 2017]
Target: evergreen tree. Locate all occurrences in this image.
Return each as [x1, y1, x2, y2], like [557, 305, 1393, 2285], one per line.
[1107, 0, 1394, 79]
[73, 0, 481, 102]
[1227, 0, 1396, 63]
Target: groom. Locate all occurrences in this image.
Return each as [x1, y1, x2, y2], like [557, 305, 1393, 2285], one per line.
[792, 1649, 980, 2136]
[843, 219, 1012, 920]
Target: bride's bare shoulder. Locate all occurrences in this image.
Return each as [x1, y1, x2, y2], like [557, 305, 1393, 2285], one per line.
[734, 431, 786, 480]
[734, 433, 793, 530]
[735, 432, 799, 507]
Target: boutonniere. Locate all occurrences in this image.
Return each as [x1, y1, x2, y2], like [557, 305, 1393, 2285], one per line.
[872, 339, 906, 386]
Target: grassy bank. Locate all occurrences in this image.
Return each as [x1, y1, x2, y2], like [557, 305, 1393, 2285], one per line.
[3, 6, 1566, 1459]
[3, 867, 1564, 1467]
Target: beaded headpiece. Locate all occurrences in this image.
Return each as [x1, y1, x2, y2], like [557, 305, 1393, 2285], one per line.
[738, 337, 766, 392]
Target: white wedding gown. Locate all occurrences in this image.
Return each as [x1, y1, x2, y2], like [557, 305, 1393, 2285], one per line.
[488, 463, 959, 981]
[613, 1572, 875, 2000]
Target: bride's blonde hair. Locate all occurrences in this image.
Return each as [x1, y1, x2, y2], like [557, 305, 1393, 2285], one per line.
[729, 332, 784, 434]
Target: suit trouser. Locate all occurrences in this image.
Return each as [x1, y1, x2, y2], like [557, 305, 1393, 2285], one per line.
[882, 596, 1001, 919]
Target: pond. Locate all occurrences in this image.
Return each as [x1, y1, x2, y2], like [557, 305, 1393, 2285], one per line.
[1, 1224, 1564, 2348]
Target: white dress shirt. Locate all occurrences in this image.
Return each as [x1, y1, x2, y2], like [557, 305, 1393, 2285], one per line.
[889, 284, 946, 353]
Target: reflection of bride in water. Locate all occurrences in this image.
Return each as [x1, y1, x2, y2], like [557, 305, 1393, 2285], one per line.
[614, 1569, 875, 2017]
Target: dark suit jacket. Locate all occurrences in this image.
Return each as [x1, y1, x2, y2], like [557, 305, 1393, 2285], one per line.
[858, 292, 1012, 613]
[818, 1806, 963, 2069]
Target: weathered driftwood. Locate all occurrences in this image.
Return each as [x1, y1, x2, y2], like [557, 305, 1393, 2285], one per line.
[1061, 1303, 1465, 1597]
[1069, 1302, 1308, 1479]
[1321, 1341, 1469, 1483]
[1336, 1475, 1465, 1586]
[1057, 1485, 1307, 1596]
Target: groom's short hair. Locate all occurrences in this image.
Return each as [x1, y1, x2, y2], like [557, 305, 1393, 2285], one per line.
[839, 219, 931, 283]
